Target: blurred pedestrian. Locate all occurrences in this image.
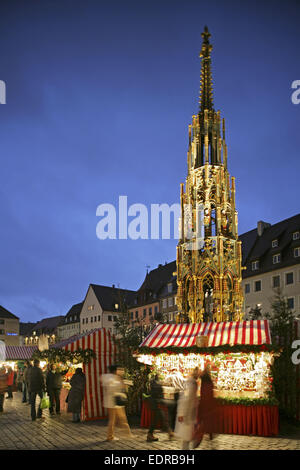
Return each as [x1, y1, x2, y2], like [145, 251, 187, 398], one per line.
[101, 365, 132, 441]
[46, 363, 68, 416]
[28, 359, 46, 421]
[175, 367, 200, 450]
[6, 367, 14, 399]
[67, 367, 86, 423]
[193, 366, 217, 448]
[147, 374, 174, 442]
[23, 360, 32, 403]
[0, 367, 8, 412]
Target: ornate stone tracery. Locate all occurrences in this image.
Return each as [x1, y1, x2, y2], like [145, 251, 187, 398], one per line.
[176, 27, 244, 324]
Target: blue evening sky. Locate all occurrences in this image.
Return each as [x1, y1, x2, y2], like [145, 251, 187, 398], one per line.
[0, 0, 299, 322]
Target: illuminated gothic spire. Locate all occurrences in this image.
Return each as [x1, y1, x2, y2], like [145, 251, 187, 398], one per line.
[199, 26, 214, 114]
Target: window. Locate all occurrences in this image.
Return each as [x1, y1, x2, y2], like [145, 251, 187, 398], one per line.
[294, 247, 300, 258]
[88, 305, 94, 311]
[98, 315, 101, 321]
[115, 304, 119, 310]
[255, 280, 262, 292]
[91, 317, 93, 323]
[168, 312, 174, 322]
[245, 283, 250, 294]
[108, 315, 112, 322]
[0, 319, 4, 325]
[162, 299, 167, 309]
[85, 318, 88, 323]
[154, 306, 158, 314]
[94, 316, 97, 322]
[272, 239, 278, 248]
[272, 275, 280, 288]
[143, 309, 147, 318]
[130, 312, 133, 320]
[286, 272, 294, 285]
[293, 232, 300, 240]
[252, 261, 259, 271]
[168, 297, 173, 307]
[287, 297, 294, 310]
[0, 330, 4, 335]
[167, 283, 173, 294]
[135, 311, 138, 319]
[149, 307, 152, 315]
[273, 254, 281, 264]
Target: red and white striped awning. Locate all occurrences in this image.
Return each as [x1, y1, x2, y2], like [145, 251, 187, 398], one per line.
[139, 321, 272, 349]
[54, 328, 118, 421]
[0, 345, 38, 361]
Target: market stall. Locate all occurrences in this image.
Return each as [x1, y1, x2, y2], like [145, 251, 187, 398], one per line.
[136, 320, 280, 437]
[50, 328, 118, 421]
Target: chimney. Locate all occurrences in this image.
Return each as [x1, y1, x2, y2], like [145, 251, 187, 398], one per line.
[257, 221, 271, 237]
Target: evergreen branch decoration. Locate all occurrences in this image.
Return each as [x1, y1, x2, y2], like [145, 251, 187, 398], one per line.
[137, 343, 281, 356]
[216, 396, 279, 407]
[31, 348, 96, 364]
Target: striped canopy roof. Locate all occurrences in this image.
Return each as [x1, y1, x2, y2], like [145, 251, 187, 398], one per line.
[0, 345, 38, 361]
[139, 320, 272, 349]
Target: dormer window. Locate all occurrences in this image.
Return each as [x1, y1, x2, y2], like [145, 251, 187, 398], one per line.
[294, 247, 300, 258]
[272, 239, 278, 248]
[115, 303, 119, 310]
[167, 283, 173, 294]
[273, 253, 281, 264]
[252, 261, 259, 271]
[293, 231, 300, 240]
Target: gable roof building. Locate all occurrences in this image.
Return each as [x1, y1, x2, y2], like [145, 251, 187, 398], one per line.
[81, 284, 136, 335]
[0, 306, 20, 346]
[57, 302, 83, 341]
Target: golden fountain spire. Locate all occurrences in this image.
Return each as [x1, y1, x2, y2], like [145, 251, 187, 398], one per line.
[176, 27, 244, 324]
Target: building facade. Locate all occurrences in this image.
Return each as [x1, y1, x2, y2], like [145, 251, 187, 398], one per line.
[24, 316, 65, 346]
[57, 302, 83, 341]
[241, 214, 300, 317]
[176, 27, 244, 324]
[80, 284, 136, 335]
[129, 262, 177, 328]
[0, 306, 20, 346]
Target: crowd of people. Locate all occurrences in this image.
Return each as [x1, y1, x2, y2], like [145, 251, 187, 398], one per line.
[0, 360, 217, 449]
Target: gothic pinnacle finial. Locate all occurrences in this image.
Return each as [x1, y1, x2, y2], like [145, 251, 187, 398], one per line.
[199, 26, 214, 114]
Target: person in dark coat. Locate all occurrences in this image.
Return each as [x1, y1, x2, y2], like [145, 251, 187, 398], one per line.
[46, 364, 68, 416]
[23, 361, 32, 403]
[0, 367, 8, 412]
[28, 359, 46, 421]
[193, 366, 217, 448]
[147, 374, 174, 442]
[67, 368, 86, 423]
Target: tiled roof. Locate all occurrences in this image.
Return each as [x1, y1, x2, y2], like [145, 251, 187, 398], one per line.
[28, 316, 65, 335]
[58, 302, 83, 326]
[90, 285, 136, 312]
[242, 213, 300, 278]
[0, 306, 19, 320]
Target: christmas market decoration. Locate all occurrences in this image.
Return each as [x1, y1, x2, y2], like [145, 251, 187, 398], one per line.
[31, 347, 96, 364]
[50, 328, 118, 421]
[136, 320, 279, 408]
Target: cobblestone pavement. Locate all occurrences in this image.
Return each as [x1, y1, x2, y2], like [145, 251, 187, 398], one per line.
[0, 392, 300, 451]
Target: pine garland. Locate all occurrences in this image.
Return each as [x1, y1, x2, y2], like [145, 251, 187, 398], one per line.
[216, 396, 279, 407]
[31, 348, 96, 364]
[137, 343, 281, 356]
